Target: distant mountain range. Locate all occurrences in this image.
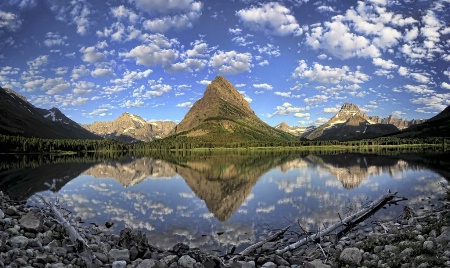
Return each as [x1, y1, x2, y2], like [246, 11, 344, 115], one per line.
[278, 103, 427, 141]
[0, 86, 100, 139]
[82, 113, 175, 142]
[2, 80, 450, 143]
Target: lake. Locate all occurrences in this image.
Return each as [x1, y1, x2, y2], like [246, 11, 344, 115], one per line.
[1, 150, 449, 254]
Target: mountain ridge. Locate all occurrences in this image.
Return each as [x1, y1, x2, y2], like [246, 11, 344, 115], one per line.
[304, 103, 426, 140]
[0, 86, 101, 140]
[82, 112, 175, 142]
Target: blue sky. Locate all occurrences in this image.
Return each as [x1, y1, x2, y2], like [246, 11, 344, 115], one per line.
[0, 0, 449, 126]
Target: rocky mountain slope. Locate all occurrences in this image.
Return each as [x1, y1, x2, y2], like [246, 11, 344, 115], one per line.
[83, 113, 175, 142]
[170, 76, 295, 143]
[392, 104, 450, 138]
[304, 103, 425, 140]
[0, 86, 101, 139]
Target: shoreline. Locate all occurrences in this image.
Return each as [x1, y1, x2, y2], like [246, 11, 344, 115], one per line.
[1, 191, 449, 268]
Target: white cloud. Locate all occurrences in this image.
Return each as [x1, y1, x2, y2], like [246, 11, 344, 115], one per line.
[372, 58, 398, 69]
[133, 0, 202, 14]
[306, 18, 380, 59]
[324, 107, 339, 113]
[27, 55, 49, 70]
[80, 46, 106, 63]
[144, 12, 201, 32]
[42, 78, 71, 95]
[176, 102, 192, 108]
[441, 82, 450, 90]
[120, 99, 145, 108]
[0, 10, 22, 32]
[237, 2, 302, 36]
[111, 5, 138, 23]
[71, 65, 90, 80]
[404, 84, 435, 95]
[91, 67, 114, 77]
[267, 102, 309, 118]
[253, 83, 272, 90]
[44, 32, 68, 47]
[121, 44, 177, 67]
[304, 94, 328, 105]
[209, 50, 252, 75]
[292, 60, 370, 84]
[73, 81, 95, 95]
[294, 112, 310, 118]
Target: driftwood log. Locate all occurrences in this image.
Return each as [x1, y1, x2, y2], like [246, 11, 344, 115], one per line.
[36, 195, 96, 267]
[230, 224, 291, 261]
[275, 192, 396, 254]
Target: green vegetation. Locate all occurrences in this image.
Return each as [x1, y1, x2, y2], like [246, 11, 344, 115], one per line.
[1, 133, 449, 154]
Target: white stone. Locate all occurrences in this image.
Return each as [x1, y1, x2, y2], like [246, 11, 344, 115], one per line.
[178, 255, 196, 268]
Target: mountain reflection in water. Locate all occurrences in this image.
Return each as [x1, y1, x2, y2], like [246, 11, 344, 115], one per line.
[0, 151, 449, 252]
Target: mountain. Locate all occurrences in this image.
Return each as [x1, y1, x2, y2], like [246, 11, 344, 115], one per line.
[0, 86, 101, 139]
[391, 104, 450, 138]
[170, 76, 296, 143]
[83, 112, 175, 142]
[274, 122, 310, 137]
[305, 103, 424, 141]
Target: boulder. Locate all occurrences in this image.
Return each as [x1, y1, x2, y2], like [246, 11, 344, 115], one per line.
[178, 255, 196, 268]
[19, 211, 42, 232]
[108, 248, 130, 263]
[339, 247, 362, 266]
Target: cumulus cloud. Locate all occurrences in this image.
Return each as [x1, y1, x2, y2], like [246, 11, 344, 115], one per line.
[176, 102, 192, 108]
[267, 102, 309, 118]
[441, 82, 450, 90]
[0, 10, 22, 32]
[304, 94, 328, 105]
[133, 0, 202, 14]
[209, 50, 252, 75]
[253, 83, 273, 90]
[120, 44, 177, 67]
[292, 60, 370, 85]
[237, 2, 302, 36]
[80, 46, 106, 63]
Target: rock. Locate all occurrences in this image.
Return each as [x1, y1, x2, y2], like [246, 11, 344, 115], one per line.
[108, 248, 130, 262]
[436, 228, 450, 244]
[130, 246, 139, 261]
[94, 252, 108, 263]
[423, 240, 434, 251]
[288, 256, 303, 265]
[162, 255, 179, 265]
[112, 260, 127, 268]
[400, 248, 414, 257]
[274, 255, 289, 266]
[19, 211, 42, 232]
[261, 262, 277, 268]
[173, 243, 190, 256]
[6, 206, 18, 216]
[307, 259, 331, 268]
[230, 261, 255, 268]
[137, 259, 157, 268]
[0, 209, 4, 219]
[9, 235, 29, 248]
[339, 247, 362, 266]
[178, 255, 196, 268]
[384, 245, 399, 253]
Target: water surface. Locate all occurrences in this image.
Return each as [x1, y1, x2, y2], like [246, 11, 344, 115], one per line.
[1, 151, 448, 253]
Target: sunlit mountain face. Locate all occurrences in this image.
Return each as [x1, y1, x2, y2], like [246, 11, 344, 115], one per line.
[3, 151, 447, 253]
[1, 0, 449, 127]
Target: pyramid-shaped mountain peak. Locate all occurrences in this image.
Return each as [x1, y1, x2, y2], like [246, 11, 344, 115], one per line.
[340, 103, 361, 112]
[173, 76, 255, 134]
[170, 76, 295, 143]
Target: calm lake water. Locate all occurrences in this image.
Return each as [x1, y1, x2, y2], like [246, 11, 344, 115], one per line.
[1, 150, 449, 253]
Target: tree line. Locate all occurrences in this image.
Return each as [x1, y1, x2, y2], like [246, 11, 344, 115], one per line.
[1, 133, 449, 154]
